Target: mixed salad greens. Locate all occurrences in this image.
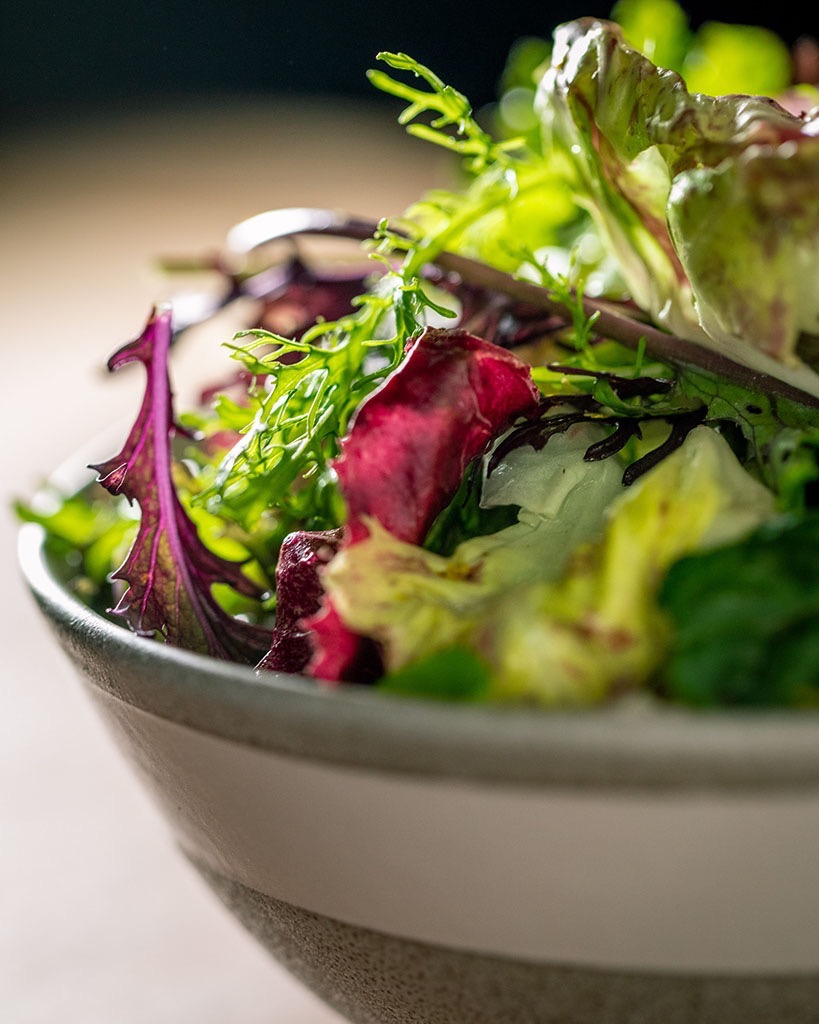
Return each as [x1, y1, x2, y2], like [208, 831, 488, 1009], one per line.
[22, 0, 819, 707]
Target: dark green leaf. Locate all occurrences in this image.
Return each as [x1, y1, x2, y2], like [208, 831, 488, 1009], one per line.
[423, 458, 519, 557]
[378, 646, 492, 701]
[659, 514, 819, 706]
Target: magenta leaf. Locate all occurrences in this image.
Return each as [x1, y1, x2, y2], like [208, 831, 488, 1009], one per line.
[333, 326, 544, 545]
[91, 305, 271, 664]
[299, 602, 383, 683]
[256, 528, 344, 674]
[299, 327, 543, 681]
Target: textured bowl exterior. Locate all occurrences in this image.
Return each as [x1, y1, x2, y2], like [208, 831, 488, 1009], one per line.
[19, 523, 819, 1023]
[195, 864, 819, 1024]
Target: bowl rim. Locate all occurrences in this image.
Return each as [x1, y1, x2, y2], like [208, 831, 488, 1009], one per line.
[19, 510, 819, 793]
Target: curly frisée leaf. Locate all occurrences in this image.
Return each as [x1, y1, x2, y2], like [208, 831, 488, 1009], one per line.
[367, 52, 523, 173]
[90, 306, 271, 663]
[208, 256, 450, 536]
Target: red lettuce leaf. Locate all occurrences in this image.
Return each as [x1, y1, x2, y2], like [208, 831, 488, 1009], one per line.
[256, 528, 346, 674]
[91, 305, 271, 664]
[334, 326, 544, 545]
[292, 327, 543, 682]
[300, 603, 383, 684]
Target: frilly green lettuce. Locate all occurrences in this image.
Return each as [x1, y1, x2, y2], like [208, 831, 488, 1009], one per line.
[668, 142, 819, 364]
[536, 18, 819, 392]
[485, 426, 777, 704]
[324, 426, 776, 704]
[321, 423, 625, 673]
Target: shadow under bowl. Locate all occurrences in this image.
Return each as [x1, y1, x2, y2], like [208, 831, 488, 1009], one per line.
[18, 521, 819, 1024]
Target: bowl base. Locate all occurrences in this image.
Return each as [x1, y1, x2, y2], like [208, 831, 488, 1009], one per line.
[191, 855, 819, 1024]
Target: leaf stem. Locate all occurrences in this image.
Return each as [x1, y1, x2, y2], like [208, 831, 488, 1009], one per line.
[225, 208, 819, 410]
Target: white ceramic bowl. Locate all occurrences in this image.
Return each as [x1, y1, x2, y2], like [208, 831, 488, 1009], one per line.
[18, 514, 819, 1024]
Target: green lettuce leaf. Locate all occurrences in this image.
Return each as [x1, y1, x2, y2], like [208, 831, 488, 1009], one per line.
[324, 426, 776, 703]
[322, 422, 625, 675]
[378, 646, 493, 702]
[660, 514, 819, 706]
[484, 426, 777, 704]
[536, 18, 819, 392]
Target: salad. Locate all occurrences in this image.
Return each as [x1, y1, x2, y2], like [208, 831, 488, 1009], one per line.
[21, 1, 819, 708]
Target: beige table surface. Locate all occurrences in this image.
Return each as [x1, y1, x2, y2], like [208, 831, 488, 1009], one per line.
[1, 94, 444, 1024]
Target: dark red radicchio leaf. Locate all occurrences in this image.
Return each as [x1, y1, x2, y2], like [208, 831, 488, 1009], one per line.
[267, 327, 543, 682]
[91, 305, 272, 664]
[334, 327, 544, 545]
[256, 528, 344, 674]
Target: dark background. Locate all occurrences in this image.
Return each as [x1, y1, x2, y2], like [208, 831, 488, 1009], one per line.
[1, 1, 814, 125]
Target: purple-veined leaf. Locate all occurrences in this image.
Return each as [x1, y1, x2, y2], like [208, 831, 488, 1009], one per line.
[91, 305, 271, 664]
